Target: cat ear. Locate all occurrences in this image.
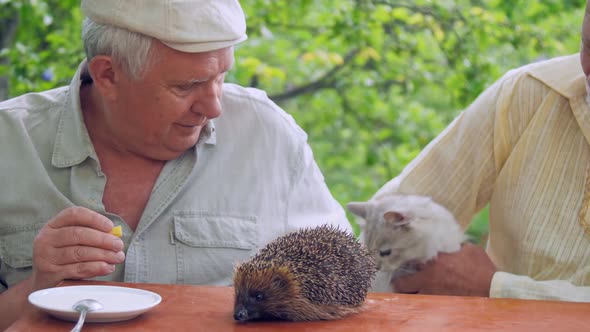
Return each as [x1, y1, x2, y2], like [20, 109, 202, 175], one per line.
[383, 211, 410, 227]
[347, 202, 369, 219]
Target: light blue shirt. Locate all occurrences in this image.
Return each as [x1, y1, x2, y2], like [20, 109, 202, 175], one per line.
[0, 62, 351, 290]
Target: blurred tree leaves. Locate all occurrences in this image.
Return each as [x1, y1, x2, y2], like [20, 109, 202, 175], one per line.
[1, 0, 586, 239]
[0, 0, 83, 98]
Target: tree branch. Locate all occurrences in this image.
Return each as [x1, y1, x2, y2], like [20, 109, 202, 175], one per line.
[269, 48, 360, 102]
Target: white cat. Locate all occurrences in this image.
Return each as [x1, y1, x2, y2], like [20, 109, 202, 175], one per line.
[347, 194, 466, 292]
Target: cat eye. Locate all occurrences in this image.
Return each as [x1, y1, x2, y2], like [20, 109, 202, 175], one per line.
[379, 248, 392, 257]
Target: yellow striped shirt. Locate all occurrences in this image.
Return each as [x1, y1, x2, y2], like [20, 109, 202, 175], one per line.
[376, 54, 590, 301]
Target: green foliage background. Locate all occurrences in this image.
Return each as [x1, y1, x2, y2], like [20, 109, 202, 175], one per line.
[1, 0, 586, 241]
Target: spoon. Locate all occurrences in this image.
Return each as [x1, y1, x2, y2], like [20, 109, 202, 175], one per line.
[70, 299, 104, 332]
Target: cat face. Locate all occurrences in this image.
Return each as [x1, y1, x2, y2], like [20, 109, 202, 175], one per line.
[348, 199, 421, 272]
[370, 211, 420, 271]
[348, 194, 464, 275]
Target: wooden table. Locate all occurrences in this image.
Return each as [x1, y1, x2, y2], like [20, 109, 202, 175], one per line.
[8, 280, 590, 331]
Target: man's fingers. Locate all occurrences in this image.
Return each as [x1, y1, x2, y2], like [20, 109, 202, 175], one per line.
[392, 272, 423, 294]
[30, 207, 122, 291]
[43, 246, 125, 265]
[59, 261, 118, 281]
[48, 207, 113, 231]
[33, 247, 124, 286]
[403, 259, 426, 271]
[35, 207, 123, 252]
[35, 225, 123, 252]
[59, 227, 123, 251]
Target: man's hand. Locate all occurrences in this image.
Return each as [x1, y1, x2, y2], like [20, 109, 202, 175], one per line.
[392, 243, 497, 297]
[31, 207, 125, 290]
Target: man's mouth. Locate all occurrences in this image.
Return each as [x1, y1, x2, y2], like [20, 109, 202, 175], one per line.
[194, 114, 208, 126]
[177, 116, 208, 127]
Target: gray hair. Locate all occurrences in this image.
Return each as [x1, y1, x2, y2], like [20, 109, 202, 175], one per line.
[82, 17, 153, 79]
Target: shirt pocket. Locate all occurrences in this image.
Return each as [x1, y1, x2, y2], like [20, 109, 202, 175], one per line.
[0, 223, 44, 288]
[0, 223, 44, 269]
[172, 213, 257, 285]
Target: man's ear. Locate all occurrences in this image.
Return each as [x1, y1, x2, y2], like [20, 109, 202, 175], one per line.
[87, 55, 119, 100]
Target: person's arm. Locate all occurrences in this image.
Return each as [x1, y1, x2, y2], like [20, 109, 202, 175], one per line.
[0, 207, 125, 329]
[393, 243, 496, 296]
[373, 72, 508, 229]
[393, 244, 590, 302]
[490, 272, 590, 302]
[375, 59, 590, 300]
[285, 142, 351, 232]
[373, 66, 536, 294]
[0, 277, 34, 330]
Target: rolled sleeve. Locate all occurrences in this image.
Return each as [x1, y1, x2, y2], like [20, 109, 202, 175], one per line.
[490, 271, 590, 302]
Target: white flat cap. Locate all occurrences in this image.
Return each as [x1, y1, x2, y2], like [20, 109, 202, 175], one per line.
[81, 0, 248, 53]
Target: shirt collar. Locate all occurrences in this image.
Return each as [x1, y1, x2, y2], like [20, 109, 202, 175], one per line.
[51, 60, 218, 168]
[527, 53, 586, 101]
[527, 53, 590, 147]
[51, 60, 95, 168]
[199, 119, 217, 145]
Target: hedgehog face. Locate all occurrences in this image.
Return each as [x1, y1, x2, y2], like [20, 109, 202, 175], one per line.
[234, 287, 272, 322]
[233, 265, 296, 322]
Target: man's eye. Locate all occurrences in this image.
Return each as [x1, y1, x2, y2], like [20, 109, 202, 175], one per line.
[177, 84, 195, 91]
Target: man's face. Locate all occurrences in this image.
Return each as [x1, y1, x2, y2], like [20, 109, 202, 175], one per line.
[104, 42, 234, 160]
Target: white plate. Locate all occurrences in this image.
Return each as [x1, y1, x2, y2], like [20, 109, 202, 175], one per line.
[28, 285, 162, 323]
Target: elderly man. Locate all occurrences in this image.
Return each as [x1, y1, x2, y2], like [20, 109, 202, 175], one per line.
[0, 0, 350, 328]
[351, 1, 590, 301]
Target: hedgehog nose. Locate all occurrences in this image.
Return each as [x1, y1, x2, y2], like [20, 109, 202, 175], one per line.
[234, 307, 249, 322]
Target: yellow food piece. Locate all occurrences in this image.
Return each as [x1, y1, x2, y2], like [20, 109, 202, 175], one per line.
[109, 225, 123, 238]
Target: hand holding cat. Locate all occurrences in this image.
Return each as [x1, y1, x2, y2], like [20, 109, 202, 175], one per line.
[392, 243, 497, 297]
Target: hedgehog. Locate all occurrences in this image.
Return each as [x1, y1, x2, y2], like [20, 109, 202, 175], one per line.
[233, 224, 376, 322]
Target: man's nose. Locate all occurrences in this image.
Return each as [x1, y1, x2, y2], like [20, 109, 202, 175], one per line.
[191, 81, 222, 119]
